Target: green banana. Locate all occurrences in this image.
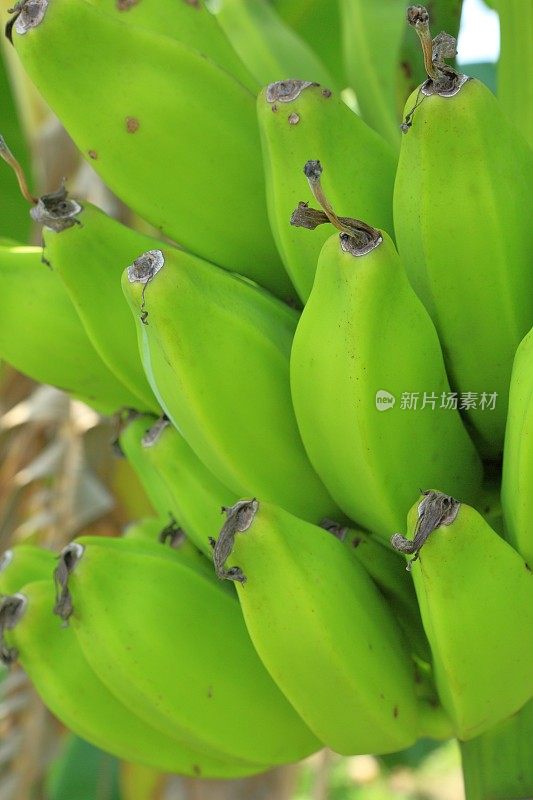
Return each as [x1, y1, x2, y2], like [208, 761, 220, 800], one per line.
[0, 580, 268, 777]
[501, 326, 533, 567]
[391, 491, 533, 740]
[122, 246, 340, 523]
[0, 544, 55, 595]
[0, 243, 140, 413]
[209, 0, 335, 88]
[339, 0, 406, 148]
[496, 0, 533, 147]
[122, 516, 172, 544]
[339, 1, 464, 143]
[271, 0, 345, 88]
[117, 413, 177, 521]
[394, 8, 533, 456]
[0, 53, 31, 241]
[86, 0, 258, 93]
[257, 80, 397, 301]
[51, 535, 320, 765]
[210, 499, 448, 754]
[321, 519, 431, 665]
[119, 413, 237, 557]
[85, 529, 226, 586]
[290, 163, 482, 540]
[9, 0, 294, 300]
[42, 198, 163, 413]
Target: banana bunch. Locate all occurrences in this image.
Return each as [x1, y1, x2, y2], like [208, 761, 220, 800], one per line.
[0, 534, 319, 774]
[1, 0, 533, 789]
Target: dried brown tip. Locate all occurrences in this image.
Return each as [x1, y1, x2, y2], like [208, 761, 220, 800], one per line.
[159, 518, 186, 549]
[406, 5, 437, 80]
[141, 416, 170, 448]
[30, 182, 82, 232]
[298, 160, 383, 256]
[391, 490, 460, 570]
[303, 159, 323, 183]
[211, 499, 259, 584]
[127, 249, 165, 284]
[265, 80, 317, 104]
[0, 593, 27, 665]
[8, 0, 49, 36]
[407, 5, 429, 26]
[53, 542, 85, 622]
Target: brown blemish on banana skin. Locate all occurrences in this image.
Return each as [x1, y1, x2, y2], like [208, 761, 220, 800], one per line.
[126, 116, 140, 133]
[321, 88, 332, 98]
[393, 706, 399, 718]
[288, 113, 300, 125]
[117, 0, 140, 9]
[88, 150, 98, 160]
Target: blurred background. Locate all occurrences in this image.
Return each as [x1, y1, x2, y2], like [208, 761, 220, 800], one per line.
[0, 0, 499, 797]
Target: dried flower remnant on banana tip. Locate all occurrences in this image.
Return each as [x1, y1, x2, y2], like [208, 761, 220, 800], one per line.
[391, 491, 460, 570]
[0, 593, 27, 665]
[5, 0, 49, 43]
[0, 136, 82, 232]
[127, 249, 166, 323]
[53, 543, 85, 622]
[401, 6, 469, 132]
[209, 499, 259, 583]
[291, 160, 382, 256]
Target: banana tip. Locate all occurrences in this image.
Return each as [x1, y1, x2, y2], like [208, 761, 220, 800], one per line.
[8, 0, 49, 37]
[265, 80, 317, 105]
[127, 249, 165, 285]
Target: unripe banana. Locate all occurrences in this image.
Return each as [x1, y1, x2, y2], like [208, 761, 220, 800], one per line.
[257, 80, 397, 301]
[0, 581, 267, 777]
[86, 0, 258, 93]
[0, 243, 140, 413]
[117, 413, 176, 520]
[9, 0, 294, 299]
[119, 414, 237, 557]
[339, 0, 406, 148]
[210, 0, 335, 88]
[391, 491, 533, 740]
[122, 516, 173, 544]
[394, 10, 533, 456]
[77, 531, 227, 587]
[122, 247, 340, 523]
[321, 520, 431, 665]
[41, 199, 163, 413]
[52, 536, 320, 766]
[0, 544, 55, 595]
[290, 169, 482, 539]
[271, 0, 345, 88]
[501, 326, 533, 567]
[210, 499, 429, 755]
[496, 0, 533, 147]
[0, 62, 31, 241]
[339, 1, 464, 144]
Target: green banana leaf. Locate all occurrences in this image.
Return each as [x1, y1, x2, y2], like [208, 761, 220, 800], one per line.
[46, 734, 121, 800]
[0, 51, 31, 243]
